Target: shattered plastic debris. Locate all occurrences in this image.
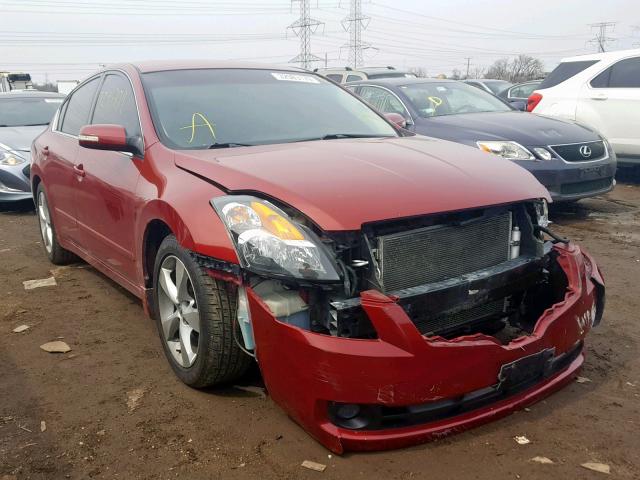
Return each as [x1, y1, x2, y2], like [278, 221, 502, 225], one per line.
[576, 376, 592, 384]
[530, 456, 554, 464]
[514, 436, 531, 445]
[126, 388, 145, 412]
[301, 460, 327, 472]
[39, 341, 71, 353]
[12, 325, 30, 333]
[580, 462, 610, 474]
[23, 277, 57, 290]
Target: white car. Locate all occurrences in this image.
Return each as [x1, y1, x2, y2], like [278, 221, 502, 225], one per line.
[528, 49, 640, 166]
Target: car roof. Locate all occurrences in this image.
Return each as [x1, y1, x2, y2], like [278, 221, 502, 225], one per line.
[108, 60, 308, 74]
[464, 79, 510, 83]
[346, 77, 458, 87]
[559, 48, 640, 63]
[0, 90, 65, 98]
[316, 66, 411, 74]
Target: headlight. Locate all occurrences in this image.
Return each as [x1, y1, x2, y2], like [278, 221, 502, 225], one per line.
[211, 195, 340, 282]
[532, 147, 553, 161]
[477, 141, 535, 161]
[0, 148, 26, 166]
[534, 199, 549, 228]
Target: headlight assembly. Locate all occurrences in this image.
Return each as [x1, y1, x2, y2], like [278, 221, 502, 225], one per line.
[0, 148, 26, 166]
[477, 141, 535, 161]
[211, 195, 340, 282]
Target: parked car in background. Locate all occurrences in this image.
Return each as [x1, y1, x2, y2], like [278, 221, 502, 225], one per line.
[528, 49, 640, 166]
[348, 78, 616, 202]
[315, 66, 416, 84]
[464, 78, 513, 95]
[498, 80, 542, 111]
[31, 61, 605, 453]
[0, 91, 64, 202]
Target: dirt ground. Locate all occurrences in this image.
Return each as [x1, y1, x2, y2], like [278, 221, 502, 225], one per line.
[1, 175, 639, 480]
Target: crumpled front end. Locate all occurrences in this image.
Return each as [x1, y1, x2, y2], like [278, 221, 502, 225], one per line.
[246, 242, 604, 453]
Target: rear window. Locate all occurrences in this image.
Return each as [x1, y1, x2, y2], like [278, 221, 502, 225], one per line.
[0, 96, 62, 127]
[539, 60, 599, 89]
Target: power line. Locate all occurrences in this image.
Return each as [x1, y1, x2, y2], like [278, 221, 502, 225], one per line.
[588, 22, 617, 52]
[341, 0, 372, 68]
[288, 0, 324, 69]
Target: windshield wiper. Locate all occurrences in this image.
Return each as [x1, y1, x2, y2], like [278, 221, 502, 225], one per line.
[320, 133, 388, 140]
[207, 142, 254, 149]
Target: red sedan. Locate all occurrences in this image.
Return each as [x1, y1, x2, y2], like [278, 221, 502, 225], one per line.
[31, 61, 605, 453]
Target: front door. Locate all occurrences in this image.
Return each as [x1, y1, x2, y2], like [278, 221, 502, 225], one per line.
[74, 73, 143, 285]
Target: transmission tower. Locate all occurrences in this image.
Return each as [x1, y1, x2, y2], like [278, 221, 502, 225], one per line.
[288, 0, 324, 69]
[588, 22, 617, 52]
[342, 0, 371, 68]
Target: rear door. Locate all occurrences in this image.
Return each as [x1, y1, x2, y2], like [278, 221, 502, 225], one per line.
[45, 76, 101, 242]
[74, 72, 144, 284]
[578, 56, 640, 157]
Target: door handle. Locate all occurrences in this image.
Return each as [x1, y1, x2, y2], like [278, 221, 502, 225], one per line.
[591, 93, 608, 101]
[42, 146, 49, 156]
[73, 164, 86, 177]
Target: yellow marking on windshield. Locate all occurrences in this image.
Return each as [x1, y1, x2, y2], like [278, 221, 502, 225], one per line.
[427, 96, 443, 107]
[179, 113, 216, 143]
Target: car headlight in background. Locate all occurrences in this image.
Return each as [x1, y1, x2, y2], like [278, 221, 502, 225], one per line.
[0, 148, 26, 166]
[211, 195, 340, 282]
[532, 147, 553, 161]
[534, 199, 549, 228]
[477, 141, 535, 161]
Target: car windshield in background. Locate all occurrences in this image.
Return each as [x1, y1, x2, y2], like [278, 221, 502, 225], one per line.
[400, 82, 512, 118]
[0, 97, 63, 127]
[482, 80, 513, 94]
[142, 69, 398, 149]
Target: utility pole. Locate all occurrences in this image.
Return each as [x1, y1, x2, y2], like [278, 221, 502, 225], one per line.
[464, 57, 472, 79]
[288, 0, 324, 70]
[588, 22, 617, 52]
[342, 0, 371, 68]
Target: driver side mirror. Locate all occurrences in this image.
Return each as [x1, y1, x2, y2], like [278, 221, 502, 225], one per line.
[78, 124, 142, 155]
[384, 112, 408, 129]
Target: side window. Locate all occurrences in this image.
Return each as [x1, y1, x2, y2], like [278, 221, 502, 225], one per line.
[358, 86, 409, 118]
[91, 74, 141, 138]
[590, 68, 611, 88]
[60, 77, 100, 135]
[508, 86, 523, 98]
[325, 74, 343, 83]
[346, 74, 364, 83]
[601, 57, 640, 88]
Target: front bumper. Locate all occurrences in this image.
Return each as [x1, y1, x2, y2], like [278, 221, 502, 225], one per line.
[0, 162, 32, 202]
[246, 243, 604, 453]
[517, 154, 616, 202]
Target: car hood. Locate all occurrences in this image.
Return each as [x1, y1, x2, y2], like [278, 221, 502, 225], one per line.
[0, 125, 48, 152]
[416, 111, 600, 147]
[174, 136, 549, 231]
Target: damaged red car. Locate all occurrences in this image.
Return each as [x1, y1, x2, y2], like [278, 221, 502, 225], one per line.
[31, 62, 605, 454]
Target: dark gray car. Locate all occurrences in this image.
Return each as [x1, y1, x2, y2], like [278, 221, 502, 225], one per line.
[0, 91, 64, 202]
[347, 78, 617, 202]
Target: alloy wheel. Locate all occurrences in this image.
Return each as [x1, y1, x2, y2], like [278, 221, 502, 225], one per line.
[38, 191, 53, 254]
[157, 255, 200, 368]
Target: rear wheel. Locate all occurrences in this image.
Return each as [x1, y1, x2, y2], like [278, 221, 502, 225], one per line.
[153, 235, 251, 387]
[36, 183, 75, 265]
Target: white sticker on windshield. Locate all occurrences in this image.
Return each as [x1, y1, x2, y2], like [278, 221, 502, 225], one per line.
[44, 98, 63, 103]
[271, 72, 320, 84]
[436, 86, 447, 92]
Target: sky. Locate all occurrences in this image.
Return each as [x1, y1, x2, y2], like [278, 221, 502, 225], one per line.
[1, 0, 639, 83]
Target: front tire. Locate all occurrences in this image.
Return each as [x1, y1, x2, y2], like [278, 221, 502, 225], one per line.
[153, 235, 251, 387]
[36, 183, 75, 265]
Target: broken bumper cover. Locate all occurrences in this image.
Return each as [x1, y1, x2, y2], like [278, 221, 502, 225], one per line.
[246, 242, 604, 453]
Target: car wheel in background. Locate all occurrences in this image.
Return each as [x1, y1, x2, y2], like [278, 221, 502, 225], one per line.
[152, 235, 251, 387]
[36, 183, 76, 265]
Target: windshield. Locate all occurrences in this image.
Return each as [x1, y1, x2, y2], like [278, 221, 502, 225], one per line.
[483, 80, 513, 94]
[399, 82, 512, 118]
[142, 69, 398, 149]
[0, 96, 63, 127]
